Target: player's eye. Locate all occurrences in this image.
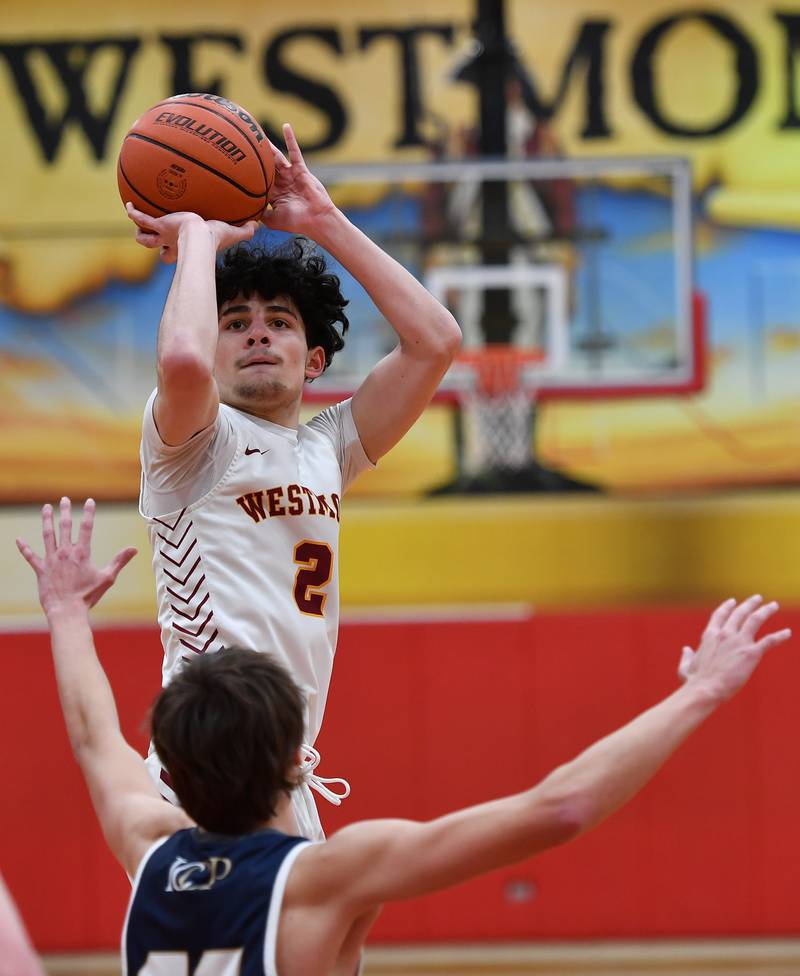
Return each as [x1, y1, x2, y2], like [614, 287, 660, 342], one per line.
[271, 319, 289, 329]
[225, 319, 246, 330]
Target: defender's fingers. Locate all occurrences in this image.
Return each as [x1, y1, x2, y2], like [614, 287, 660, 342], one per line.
[58, 496, 73, 548]
[282, 123, 305, 166]
[754, 628, 792, 653]
[678, 645, 694, 681]
[15, 537, 42, 573]
[107, 546, 138, 581]
[705, 597, 737, 634]
[76, 498, 96, 557]
[41, 503, 56, 556]
[726, 594, 763, 631]
[741, 600, 779, 638]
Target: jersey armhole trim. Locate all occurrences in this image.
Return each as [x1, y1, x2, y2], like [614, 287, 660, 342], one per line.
[120, 834, 172, 976]
[264, 840, 316, 976]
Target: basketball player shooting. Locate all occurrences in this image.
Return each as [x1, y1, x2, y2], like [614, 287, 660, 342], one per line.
[17, 499, 791, 975]
[125, 123, 462, 838]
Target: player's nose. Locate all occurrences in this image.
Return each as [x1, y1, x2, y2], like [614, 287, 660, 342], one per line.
[246, 318, 270, 346]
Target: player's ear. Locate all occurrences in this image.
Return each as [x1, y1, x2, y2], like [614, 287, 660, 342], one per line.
[304, 346, 326, 380]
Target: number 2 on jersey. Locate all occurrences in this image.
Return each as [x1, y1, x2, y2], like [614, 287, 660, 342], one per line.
[293, 541, 333, 616]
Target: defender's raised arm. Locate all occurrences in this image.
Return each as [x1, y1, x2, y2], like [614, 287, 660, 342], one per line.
[16, 500, 189, 876]
[304, 596, 790, 907]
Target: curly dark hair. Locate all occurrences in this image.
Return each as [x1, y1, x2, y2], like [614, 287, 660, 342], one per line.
[216, 238, 349, 369]
[151, 647, 305, 835]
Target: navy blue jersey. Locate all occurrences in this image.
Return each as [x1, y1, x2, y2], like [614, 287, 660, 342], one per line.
[123, 827, 310, 976]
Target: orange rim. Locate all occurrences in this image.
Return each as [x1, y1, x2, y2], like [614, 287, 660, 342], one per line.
[456, 345, 545, 397]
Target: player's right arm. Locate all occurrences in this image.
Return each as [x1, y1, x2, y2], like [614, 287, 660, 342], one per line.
[125, 205, 258, 445]
[301, 597, 789, 908]
[16, 499, 191, 878]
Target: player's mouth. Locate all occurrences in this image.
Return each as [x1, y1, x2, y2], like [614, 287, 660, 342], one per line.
[240, 355, 280, 368]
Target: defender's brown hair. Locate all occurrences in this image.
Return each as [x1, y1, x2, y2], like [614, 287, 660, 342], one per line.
[151, 648, 305, 834]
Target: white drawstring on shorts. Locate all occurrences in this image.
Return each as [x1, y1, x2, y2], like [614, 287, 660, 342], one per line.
[298, 743, 351, 806]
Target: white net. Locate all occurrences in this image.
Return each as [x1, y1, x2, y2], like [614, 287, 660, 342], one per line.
[456, 348, 540, 474]
[462, 388, 535, 473]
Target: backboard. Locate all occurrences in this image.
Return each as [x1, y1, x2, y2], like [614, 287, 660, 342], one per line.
[300, 155, 701, 405]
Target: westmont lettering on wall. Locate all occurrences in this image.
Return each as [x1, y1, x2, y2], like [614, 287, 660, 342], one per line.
[7, 11, 800, 163]
[5, 1, 800, 311]
[4, 0, 800, 500]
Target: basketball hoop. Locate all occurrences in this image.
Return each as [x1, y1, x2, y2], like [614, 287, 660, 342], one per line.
[454, 345, 544, 473]
[457, 345, 544, 397]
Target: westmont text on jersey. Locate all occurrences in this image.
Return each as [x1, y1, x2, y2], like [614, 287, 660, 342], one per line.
[235, 485, 341, 524]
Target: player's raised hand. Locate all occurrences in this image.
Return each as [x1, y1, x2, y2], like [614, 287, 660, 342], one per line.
[16, 498, 137, 616]
[125, 204, 258, 264]
[260, 123, 337, 236]
[678, 595, 791, 701]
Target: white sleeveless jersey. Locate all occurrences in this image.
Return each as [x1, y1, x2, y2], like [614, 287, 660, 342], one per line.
[139, 390, 373, 744]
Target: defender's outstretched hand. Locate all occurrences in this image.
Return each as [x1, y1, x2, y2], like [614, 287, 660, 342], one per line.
[260, 123, 337, 236]
[125, 204, 259, 264]
[16, 498, 137, 616]
[678, 595, 791, 700]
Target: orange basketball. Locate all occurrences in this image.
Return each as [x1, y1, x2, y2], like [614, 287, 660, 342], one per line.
[117, 93, 274, 224]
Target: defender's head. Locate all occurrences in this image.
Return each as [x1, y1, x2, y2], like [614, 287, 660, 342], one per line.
[151, 648, 305, 834]
[214, 239, 349, 414]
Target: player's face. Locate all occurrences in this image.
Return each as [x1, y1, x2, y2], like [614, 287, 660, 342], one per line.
[215, 293, 325, 411]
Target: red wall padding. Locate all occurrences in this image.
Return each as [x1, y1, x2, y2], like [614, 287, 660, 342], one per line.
[1, 607, 799, 950]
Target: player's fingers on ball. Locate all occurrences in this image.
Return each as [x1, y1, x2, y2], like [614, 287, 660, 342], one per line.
[126, 207, 155, 231]
[135, 231, 160, 248]
[41, 503, 56, 555]
[282, 123, 304, 164]
[726, 594, 763, 631]
[268, 139, 291, 170]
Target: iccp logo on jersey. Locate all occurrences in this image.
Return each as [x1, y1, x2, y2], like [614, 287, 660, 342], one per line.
[166, 855, 233, 892]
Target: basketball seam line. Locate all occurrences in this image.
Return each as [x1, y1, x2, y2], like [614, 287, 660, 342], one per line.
[118, 160, 169, 215]
[145, 98, 270, 192]
[126, 132, 267, 200]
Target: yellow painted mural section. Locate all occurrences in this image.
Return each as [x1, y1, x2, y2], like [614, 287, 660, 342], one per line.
[4, 0, 800, 308]
[4, 493, 800, 626]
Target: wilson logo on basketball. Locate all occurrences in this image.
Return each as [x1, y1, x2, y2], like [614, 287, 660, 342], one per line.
[179, 92, 266, 144]
[154, 112, 247, 163]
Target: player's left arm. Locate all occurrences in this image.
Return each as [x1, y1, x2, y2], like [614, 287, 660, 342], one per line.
[16, 499, 191, 878]
[262, 124, 462, 463]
